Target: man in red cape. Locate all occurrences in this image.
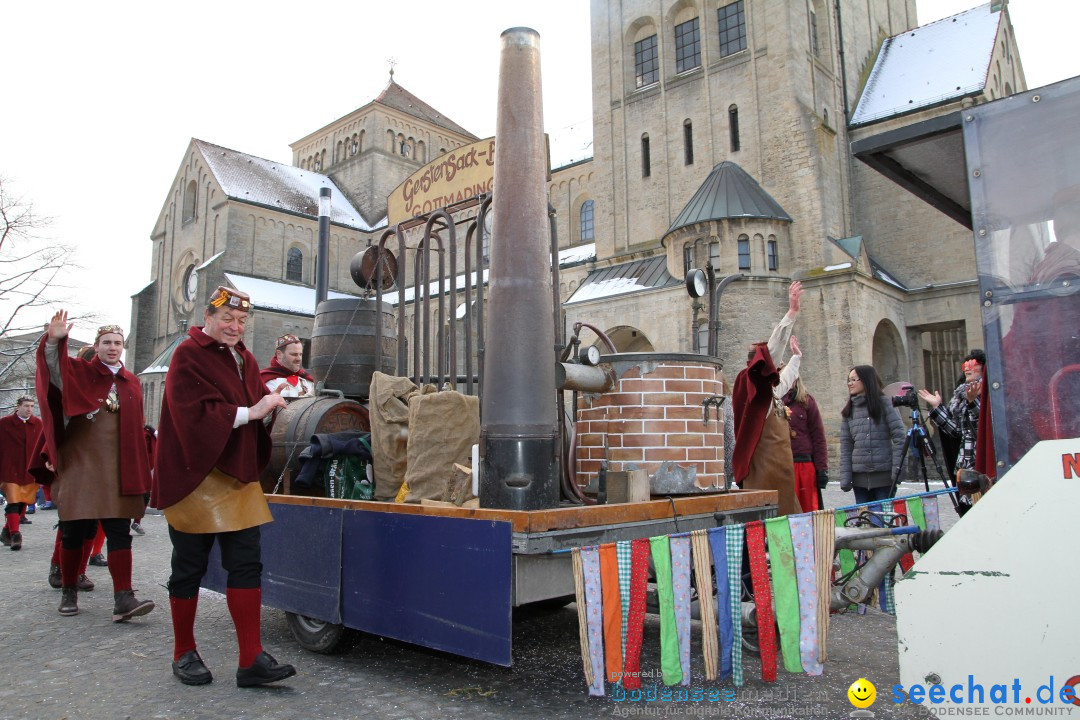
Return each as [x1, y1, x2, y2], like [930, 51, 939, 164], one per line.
[0, 396, 43, 551]
[33, 313, 155, 621]
[731, 282, 804, 516]
[153, 286, 293, 688]
[259, 334, 314, 398]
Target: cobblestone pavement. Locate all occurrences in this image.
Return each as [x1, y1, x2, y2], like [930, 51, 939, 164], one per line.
[0, 484, 950, 720]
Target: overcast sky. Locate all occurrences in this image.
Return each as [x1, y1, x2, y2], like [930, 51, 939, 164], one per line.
[1, 0, 1076, 348]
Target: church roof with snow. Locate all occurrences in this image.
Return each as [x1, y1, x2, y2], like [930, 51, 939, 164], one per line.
[194, 139, 385, 232]
[374, 79, 476, 139]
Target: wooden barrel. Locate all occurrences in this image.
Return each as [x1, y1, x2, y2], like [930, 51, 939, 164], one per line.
[262, 395, 370, 494]
[310, 298, 397, 399]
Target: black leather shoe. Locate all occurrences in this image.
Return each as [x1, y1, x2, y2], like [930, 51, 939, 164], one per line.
[77, 574, 95, 591]
[88, 553, 107, 567]
[0, 527, 10, 546]
[10, 531, 22, 550]
[19, 515, 31, 525]
[172, 650, 213, 686]
[236, 651, 296, 688]
[48, 563, 62, 589]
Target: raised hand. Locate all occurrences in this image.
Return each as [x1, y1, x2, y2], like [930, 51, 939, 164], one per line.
[788, 281, 803, 313]
[917, 388, 942, 409]
[45, 310, 73, 342]
[789, 335, 802, 357]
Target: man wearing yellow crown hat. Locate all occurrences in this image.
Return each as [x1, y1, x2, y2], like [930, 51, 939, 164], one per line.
[153, 286, 294, 688]
[33, 313, 156, 621]
[259, 334, 314, 398]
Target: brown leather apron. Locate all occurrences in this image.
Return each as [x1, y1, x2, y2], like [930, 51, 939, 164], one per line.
[743, 398, 802, 517]
[55, 404, 145, 521]
[164, 468, 272, 534]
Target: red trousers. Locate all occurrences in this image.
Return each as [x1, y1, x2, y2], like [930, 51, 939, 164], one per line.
[794, 461, 820, 512]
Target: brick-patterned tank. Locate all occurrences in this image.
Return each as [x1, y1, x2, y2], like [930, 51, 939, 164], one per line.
[575, 353, 726, 492]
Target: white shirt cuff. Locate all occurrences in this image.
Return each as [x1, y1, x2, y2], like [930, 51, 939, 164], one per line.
[233, 406, 249, 428]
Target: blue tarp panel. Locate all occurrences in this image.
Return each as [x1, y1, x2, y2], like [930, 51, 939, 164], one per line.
[341, 511, 513, 666]
[202, 503, 513, 665]
[202, 503, 343, 623]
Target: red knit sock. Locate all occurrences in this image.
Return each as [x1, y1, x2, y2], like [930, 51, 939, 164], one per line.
[169, 595, 199, 660]
[92, 524, 106, 556]
[59, 546, 81, 588]
[43, 485, 53, 502]
[4, 512, 18, 535]
[51, 529, 62, 566]
[107, 548, 132, 593]
[226, 587, 264, 668]
[79, 538, 94, 573]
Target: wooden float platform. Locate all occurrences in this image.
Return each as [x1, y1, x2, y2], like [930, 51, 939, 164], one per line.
[268, 489, 776, 534]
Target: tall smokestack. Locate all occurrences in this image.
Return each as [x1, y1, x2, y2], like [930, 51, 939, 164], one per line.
[480, 27, 559, 510]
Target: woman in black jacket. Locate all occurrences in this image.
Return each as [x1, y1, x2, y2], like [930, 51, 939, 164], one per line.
[839, 365, 906, 504]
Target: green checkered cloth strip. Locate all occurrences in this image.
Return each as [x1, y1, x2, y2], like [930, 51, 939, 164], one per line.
[907, 497, 927, 531]
[835, 509, 857, 611]
[725, 524, 745, 687]
[649, 536, 683, 686]
[765, 517, 804, 673]
[616, 540, 632, 665]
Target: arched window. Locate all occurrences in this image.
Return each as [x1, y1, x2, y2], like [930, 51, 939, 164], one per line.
[683, 243, 693, 274]
[183, 180, 197, 223]
[767, 237, 778, 271]
[718, 1, 747, 57]
[286, 247, 303, 282]
[729, 105, 740, 152]
[634, 33, 659, 88]
[683, 119, 694, 165]
[674, 17, 701, 73]
[708, 240, 720, 268]
[737, 234, 750, 270]
[641, 134, 651, 177]
[579, 200, 595, 243]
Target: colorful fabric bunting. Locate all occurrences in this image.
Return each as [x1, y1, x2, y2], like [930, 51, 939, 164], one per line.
[649, 536, 682, 686]
[622, 539, 650, 690]
[572, 548, 594, 689]
[599, 543, 623, 683]
[746, 521, 778, 682]
[812, 510, 835, 661]
[581, 546, 606, 696]
[789, 514, 823, 675]
[671, 536, 692, 685]
[690, 529, 718, 681]
[616, 540, 632, 662]
[924, 495, 941, 532]
[724, 524, 745, 686]
[765, 516, 803, 673]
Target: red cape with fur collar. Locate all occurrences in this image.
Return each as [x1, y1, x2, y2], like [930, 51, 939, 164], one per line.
[152, 327, 271, 509]
[31, 334, 151, 495]
[730, 343, 780, 484]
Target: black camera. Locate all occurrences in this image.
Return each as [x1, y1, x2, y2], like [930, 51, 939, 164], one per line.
[891, 384, 919, 409]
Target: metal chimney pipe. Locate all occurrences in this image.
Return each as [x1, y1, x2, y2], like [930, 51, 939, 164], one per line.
[480, 27, 559, 510]
[315, 187, 331, 306]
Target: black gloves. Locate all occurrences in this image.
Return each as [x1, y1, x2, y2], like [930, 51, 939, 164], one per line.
[816, 469, 829, 489]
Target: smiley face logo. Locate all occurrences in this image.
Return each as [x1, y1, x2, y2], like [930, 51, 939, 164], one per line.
[848, 678, 877, 708]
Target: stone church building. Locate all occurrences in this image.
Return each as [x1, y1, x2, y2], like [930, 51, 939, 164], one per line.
[131, 0, 1024, 432]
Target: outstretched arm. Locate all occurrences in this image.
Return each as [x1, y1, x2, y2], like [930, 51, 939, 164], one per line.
[767, 281, 803, 364]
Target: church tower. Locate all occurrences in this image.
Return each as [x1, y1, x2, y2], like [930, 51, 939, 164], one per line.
[289, 73, 478, 227]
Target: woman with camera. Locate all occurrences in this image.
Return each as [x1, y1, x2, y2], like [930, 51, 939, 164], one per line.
[918, 350, 984, 474]
[839, 365, 906, 504]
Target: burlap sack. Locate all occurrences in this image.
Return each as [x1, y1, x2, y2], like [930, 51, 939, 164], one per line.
[404, 390, 480, 503]
[369, 372, 419, 500]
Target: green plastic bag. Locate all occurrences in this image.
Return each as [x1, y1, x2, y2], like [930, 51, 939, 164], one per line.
[324, 438, 374, 501]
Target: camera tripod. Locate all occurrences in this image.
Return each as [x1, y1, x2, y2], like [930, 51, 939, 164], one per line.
[887, 405, 961, 513]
